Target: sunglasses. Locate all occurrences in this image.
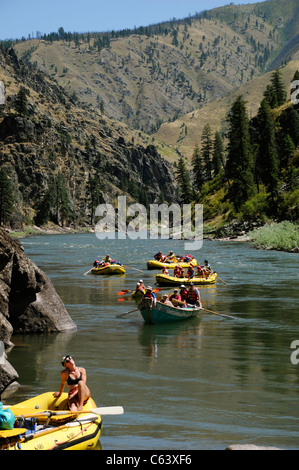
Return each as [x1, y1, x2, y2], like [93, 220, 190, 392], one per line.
[61, 355, 72, 366]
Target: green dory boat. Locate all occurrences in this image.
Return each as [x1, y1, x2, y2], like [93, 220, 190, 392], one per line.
[138, 298, 201, 324]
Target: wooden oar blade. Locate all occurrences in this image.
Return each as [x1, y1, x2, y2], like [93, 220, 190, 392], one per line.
[12, 406, 124, 419]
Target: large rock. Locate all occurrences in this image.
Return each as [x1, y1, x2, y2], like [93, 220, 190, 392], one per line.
[0, 228, 76, 394]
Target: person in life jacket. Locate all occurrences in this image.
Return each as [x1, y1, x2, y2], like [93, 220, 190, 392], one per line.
[174, 265, 180, 277]
[140, 286, 157, 307]
[162, 265, 169, 275]
[138, 279, 146, 292]
[196, 265, 204, 277]
[202, 260, 212, 277]
[169, 289, 181, 303]
[166, 250, 176, 261]
[187, 264, 194, 279]
[179, 267, 185, 278]
[154, 251, 167, 262]
[186, 283, 202, 307]
[179, 284, 188, 301]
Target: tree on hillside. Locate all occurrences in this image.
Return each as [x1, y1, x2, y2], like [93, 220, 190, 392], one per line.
[280, 134, 296, 191]
[255, 98, 279, 209]
[191, 145, 205, 192]
[212, 131, 225, 175]
[225, 95, 254, 210]
[35, 174, 70, 227]
[263, 69, 286, 109]
[201, 123, 213, 181]
[176, 156, 193, 204]
[52, 174, 70, 227]
[87, 172, 104, 225]
[0, 169, 13, 226]
[15, 87, 28, 116]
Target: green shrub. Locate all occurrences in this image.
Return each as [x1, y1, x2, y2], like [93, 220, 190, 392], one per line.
[249, 221, 299, 251]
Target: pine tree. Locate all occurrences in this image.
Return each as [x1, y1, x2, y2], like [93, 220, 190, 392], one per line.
[15, 87, 28, 116]
[191, 145, 204, 192]
[225, 95, 254, 210]
[280, 134, 296, 190]
[88, 173, 103, 225]
[270, 69, 286, 107]
[0, 169, 13, 226]
[53, 174, 70, 226]
[201, 123, 213, 181]
[212, 131, 225, 175]
[255, 98, 279, 208]
[264, 69, 286, 108]
[176, 156, 193, 204]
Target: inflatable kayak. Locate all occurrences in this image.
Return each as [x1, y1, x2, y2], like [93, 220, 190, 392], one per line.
[91, 264, 126, 275]
[147, 258, 197, 270]
[0, 392, 102, 450]
[155, 272, 218, 286]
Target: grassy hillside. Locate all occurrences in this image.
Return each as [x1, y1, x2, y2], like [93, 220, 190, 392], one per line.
[12, 0, 298, 135]
[154, 60, 299, 159]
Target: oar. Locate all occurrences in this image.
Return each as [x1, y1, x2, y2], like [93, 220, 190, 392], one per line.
[216, 275, 228, 285]
[203, 307, 236, 320]
[206, 267, 228, 285]
[83, 268, 93, 276]
[14, 406, 124, 419]
[116, 308, 139, 318]
[123, 265, 144, 273]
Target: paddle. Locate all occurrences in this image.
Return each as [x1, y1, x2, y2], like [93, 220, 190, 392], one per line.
[123, 265, 144, 273]
[202, 307, 236, 320]
[216, 275, 228, 285]
[116, 308, 139, 318]
[13, 406, 124, 419]
[206, 267, 228, 285]
[83, 268, 93, 275]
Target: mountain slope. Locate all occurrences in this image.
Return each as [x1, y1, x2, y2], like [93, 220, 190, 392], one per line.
[153, 59, 299, 159]
[0, 47, 177, 228]
[12, 0, 299, 134]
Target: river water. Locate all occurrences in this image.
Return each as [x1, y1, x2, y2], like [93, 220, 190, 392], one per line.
[5, 233, 299, 450]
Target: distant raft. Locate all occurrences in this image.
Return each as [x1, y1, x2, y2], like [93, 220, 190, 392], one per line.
[155, 272, 218, 286]
[91, 264, 126, 275]
[146, 258, 197, 270]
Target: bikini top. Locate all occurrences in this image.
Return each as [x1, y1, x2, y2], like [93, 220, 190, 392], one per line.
[67, 370, 82, 386]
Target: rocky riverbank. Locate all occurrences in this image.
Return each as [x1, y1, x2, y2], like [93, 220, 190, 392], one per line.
[0, 228, 76, 395]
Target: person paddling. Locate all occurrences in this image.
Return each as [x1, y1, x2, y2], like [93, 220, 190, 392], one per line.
[54, 355, 90, 412]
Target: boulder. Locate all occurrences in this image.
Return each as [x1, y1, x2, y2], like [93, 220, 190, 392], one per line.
[0, 228, 76, 394]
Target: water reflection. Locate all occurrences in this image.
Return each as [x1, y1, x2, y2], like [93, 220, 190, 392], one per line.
[138, 318, 203, 365]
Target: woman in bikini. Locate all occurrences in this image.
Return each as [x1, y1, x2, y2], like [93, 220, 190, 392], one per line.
[54, 355, 91, 411]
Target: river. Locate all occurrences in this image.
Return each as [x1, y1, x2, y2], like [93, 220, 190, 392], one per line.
[5, 233, 299, 450]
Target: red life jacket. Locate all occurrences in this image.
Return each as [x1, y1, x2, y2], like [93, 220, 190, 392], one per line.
[187, 289, 199, 304]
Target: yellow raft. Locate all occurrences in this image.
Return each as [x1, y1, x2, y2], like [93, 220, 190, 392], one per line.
[91, 264, 126, 275]
[147, 258, 197, 270]
[155, 272, 218, 286]
[0, 392, 102, 450]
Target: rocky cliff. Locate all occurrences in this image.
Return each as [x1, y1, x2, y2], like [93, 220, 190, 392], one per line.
[0, 47, 178, 229]
[0, 228, 76, 394]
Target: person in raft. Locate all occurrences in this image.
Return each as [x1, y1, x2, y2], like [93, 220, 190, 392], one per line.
[54, 355, 90, 411]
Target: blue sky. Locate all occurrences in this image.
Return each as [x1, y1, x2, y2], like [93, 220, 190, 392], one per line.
[1, 0, 262, 40]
